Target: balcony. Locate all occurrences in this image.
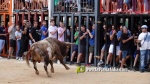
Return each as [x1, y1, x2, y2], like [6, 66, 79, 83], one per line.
[14, 0, 48, 12]
[0, 0, 10, 12]
[54, 0, 95, 13]
[100, 0, 150, 14]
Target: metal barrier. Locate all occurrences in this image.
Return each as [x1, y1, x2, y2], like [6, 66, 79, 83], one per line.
[54, 0, 95, 13]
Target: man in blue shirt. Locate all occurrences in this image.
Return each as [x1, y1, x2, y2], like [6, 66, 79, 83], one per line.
[40, 21, 48, 40]
[86, 24, 95, 66]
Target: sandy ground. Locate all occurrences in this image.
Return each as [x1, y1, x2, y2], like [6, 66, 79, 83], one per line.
[0, 58, 150, 84]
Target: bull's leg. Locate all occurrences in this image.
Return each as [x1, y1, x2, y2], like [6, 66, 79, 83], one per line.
[44, 61, 51, 77]
[33, 60, 39, 75]
[44, 56, 51, 77]
[59, 57, 70, 70]
[49, 60, 54, 73]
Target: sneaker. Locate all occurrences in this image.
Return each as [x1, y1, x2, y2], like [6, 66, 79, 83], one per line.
[77, 63, 81, 66]
[140, 70, 144, 73]
[97, 60, 104, 66]
[7, 56, 11, 59]
[0, 56, 3, 59]
[20, 57, 23, 61]
[133, 66, 136, 72]
[86, 63, 91, 67]
[16, 57, 19, 60]
[18, 57, 21, 61]
[70, 61, 74, 65]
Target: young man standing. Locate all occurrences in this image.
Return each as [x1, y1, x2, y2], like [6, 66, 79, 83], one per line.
[77, 25, 88, 66]
[105, 25, 120, 68]
[8, 22, 16, 59]
[70, 27, 79, 65]
[29, 21, 40, 43]
[120, 26, 133, 68]
[138, 25, 149, 73]
[87, 24, 95, 66]
[20, 20, 29, 60]
[40, 21, 48, 40]
[48, 20, 58, 39]
[58, 22, 66, 42]
[97, 25, 111, 66]
[0, 22, 7, 58]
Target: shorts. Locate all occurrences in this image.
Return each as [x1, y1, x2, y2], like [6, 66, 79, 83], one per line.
[79, 45, 86, 53]
[101, 44, 110, 51]
[122, 50, 130, 59]
[89, 46, 94, 53]
[9, 39, 16, 48]
[73, 44, 78, 52]
[108, 44, 120, 56]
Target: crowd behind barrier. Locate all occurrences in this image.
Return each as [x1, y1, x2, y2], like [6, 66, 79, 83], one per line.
[0, 18, 150, 72]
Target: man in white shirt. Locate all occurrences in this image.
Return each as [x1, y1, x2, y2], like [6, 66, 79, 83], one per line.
[48, 20, 58, 39]
[138, 25, 149, 73]
[58, 22, 66, 42]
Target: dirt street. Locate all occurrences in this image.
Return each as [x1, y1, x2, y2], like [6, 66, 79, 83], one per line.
[0, 59, 149, 84]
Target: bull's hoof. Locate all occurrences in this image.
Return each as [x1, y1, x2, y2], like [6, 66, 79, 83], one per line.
[66, 66, 70, 70]
[47, 74, 51, 77]
[51, 69, 54, 73]
[35, 71, 39, 75]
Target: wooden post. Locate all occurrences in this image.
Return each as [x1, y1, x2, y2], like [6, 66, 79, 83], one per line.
[34, 12, 37, 22]
[22, 13, 25, 23]
[9, 0, 13, 25]
[41, 12, 44, 26]
[16, 13, 19, 25]
[28, 12, 31, 22]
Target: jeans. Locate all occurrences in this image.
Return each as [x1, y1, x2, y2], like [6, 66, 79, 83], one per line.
[140, 50, 149, 71]
[16, 40, 21, 57]
[144, 0, 148, 11]
[20, 40, 29, 57]
[118, 0, 123, 9]
[122, 50, 128, 59]
[132, 0, 136, 11]
[76, 0, 81, 12]
[0, 39, 5, 53]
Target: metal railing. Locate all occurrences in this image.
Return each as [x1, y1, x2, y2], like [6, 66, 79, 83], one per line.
[54, 0, 95, 13]
[100, 0, 150, 14]
[14, 0, 48, 11]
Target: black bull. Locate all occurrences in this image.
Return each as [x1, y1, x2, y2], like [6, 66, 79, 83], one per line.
[24, 37, 75, 77]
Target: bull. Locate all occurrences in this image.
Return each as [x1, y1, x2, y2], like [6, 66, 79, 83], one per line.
[24, 37, 74, 77]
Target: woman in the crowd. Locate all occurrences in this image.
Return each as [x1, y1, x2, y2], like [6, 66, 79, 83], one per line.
[15, 25, 22, 60]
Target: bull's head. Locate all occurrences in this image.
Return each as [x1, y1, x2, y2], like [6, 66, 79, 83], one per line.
[65, 42, 76, 53]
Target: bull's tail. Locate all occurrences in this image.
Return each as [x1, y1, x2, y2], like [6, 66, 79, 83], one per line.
[25, 51, 31, 68]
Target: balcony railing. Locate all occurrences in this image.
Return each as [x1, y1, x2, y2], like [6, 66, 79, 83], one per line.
[0, 0, 10, 12]
[100, 0, 150, 14]
[54, 0, 95, 13]
[14, 0, 48, 11]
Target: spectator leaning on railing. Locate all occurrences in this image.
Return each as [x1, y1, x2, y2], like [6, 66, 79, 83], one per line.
[40, 20, 48, 40]
[48, 20, 58, 39]
[70, 27, 79, 65]
[58, 22, 66, 42]
[86, 24, 95, 66]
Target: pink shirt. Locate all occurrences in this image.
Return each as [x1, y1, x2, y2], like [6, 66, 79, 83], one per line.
[58, 27, 65, 42]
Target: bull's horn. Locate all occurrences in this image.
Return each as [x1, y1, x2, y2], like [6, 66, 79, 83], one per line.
[65, 42, 75, 45]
